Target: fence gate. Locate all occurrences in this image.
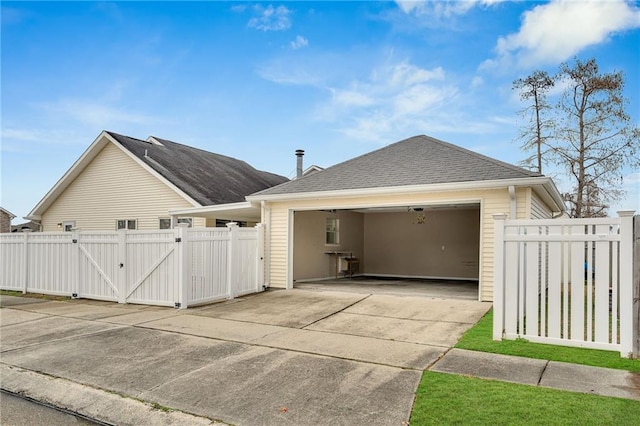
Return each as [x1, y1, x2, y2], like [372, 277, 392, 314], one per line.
[1, 224, 264, 309]
[492, 211, 635, 357]
[76, 232, 120, 302]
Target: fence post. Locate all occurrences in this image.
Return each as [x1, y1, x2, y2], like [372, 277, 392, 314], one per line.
[21, 232, 28, 294]
[634, 215, 640, 359]
[255, 223, 265, 292]
[619, 210, 635, 357]
[72, 229, 80, 298]
[226, 222, 239, 299]
[117, 229, 127, 304]
[493, 213, 508, 341]
[176, 224, 189, 309]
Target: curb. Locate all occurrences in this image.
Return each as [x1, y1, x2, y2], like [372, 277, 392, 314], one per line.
[0, 364, 226, 426]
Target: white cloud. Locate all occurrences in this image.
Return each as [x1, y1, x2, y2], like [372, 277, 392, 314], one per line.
[248, 4, 291, 31]
[315, 61, 474, 142]
[36, 99, 157, 128]
[290, 35, 308, 50]
[486, 0, 640, 69]
[470, 76, 484, 88]
[394, 0, 506, 17]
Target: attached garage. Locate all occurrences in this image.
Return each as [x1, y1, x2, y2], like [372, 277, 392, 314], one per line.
[293, 204, 480, 282]
[248, 135, 565, 302]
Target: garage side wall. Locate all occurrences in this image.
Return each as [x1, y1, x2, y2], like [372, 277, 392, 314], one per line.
[266, 188, 513, 302]
[293, 210, 364, 281]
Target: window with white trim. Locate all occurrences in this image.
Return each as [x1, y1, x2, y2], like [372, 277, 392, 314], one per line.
[326, 218, 339, 245]
[159, 218, 172, 229]
[177, 217, 193, 227]
[63, 221, 75, 232]
[116, 219, 137, 230]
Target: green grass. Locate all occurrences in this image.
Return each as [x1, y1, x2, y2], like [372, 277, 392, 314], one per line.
[411, 371, 640, 425]
[456, 309, 640, 372]
[0, 290, 71, 302]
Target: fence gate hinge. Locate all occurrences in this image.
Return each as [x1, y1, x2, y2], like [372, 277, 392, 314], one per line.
[175, 237, 182, 243]
[72, 239, 78, 244]
[174, 302, 181, 308]
[119, 263, 124, 268]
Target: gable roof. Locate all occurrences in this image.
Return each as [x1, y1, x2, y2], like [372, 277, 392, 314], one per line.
[252, 135, 540, 197]
[1, 207, 16, 219]
[27, 131, 288, 220]
[108, 132, 288, 205]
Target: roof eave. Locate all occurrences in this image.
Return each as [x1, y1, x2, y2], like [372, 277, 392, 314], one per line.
[248, 177, 565, 208]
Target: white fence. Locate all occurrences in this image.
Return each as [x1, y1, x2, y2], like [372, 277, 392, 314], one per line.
[0, 223, 264, 308]
[493, 211, 635, 357]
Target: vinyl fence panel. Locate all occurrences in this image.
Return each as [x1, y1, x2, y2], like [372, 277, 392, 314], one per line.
[0, 224, 265, 309]
[493, 212, 635, 357]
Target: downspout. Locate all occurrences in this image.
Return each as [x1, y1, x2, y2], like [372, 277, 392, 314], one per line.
[261, 200, 271, 289]
[508, 185, 517, 219]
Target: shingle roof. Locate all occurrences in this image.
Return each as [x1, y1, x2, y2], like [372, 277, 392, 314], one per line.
[107, 132, 288, 205]
[253, 135, 540, 197]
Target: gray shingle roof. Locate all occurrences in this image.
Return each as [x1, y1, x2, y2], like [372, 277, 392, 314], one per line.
[107, 132, 288, 205]
[253, 135, 540, 197]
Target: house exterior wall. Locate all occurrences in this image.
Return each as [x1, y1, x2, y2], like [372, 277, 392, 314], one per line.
[363, 208, 480, 279]
[265, 187, 530, 301]
[293, 210, 364, 281]
[0, 211, 13, 233]
[530, 189, 553, 219]
[40, 143, 205, 231]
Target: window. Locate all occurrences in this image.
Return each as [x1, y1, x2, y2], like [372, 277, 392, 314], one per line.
[159, 218, 172, 229]
[177, 217, 193, 227]
[215, 219, 247, 227]
[326, 218, 339, 245]
[116, 219, 137, 230]
[63, 221, 75, 232]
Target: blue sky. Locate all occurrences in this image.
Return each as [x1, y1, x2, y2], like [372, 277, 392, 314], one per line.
[2, 0, 639, 221]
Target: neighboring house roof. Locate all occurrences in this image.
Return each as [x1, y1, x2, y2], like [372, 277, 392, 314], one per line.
[110, 132, 288, 205]
[253, 135, 541, 196]
[27, 131, 288, 220]
[1, 207, 16, 219]
[11, 221, 40, 232]
[302, 165, 324, 176]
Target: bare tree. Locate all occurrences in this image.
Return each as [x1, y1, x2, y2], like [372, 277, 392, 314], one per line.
[553, 58, 639, 217]
[515, 58, 639, 217]
[513, 70, 555, 174]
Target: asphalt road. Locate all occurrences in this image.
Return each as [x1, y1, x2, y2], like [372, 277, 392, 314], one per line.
[0, 391, 98, 426]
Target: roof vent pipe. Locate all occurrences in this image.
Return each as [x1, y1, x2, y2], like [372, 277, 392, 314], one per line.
[295, 149, 304, 178]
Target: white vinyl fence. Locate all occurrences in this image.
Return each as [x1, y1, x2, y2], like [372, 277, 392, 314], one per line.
[0, 223, 264, 308]
[493, 211, 635, 357]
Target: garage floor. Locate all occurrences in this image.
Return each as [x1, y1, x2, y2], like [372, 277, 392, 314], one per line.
[295, 276, 479, 300]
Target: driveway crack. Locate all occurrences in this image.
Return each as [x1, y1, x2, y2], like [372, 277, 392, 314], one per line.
[301, 294, 371, 329]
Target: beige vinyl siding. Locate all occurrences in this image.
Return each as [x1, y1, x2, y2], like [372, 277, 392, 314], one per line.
[531, 190, 553, 219]
[269, 207, 289, 288]
[41, 143, 203, 231]
[516, 187, 528, 219]
[266, 187, 512, 301]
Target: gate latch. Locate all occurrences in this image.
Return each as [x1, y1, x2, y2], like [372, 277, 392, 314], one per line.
[119, 263, 124, 268]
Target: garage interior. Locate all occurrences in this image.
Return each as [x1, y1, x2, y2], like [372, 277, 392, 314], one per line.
[292, 203, 481, 299]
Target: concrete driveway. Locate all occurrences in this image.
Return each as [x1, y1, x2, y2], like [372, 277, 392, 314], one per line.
[0, 289, 490, 425]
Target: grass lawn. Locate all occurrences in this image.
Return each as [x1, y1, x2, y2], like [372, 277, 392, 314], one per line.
[411, 371, 640, 425]
[0, 290, 71, 302]
[456, 309, 640, 372]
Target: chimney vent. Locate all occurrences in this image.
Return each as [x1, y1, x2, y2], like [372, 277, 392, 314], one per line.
[295, 149, 305, 178]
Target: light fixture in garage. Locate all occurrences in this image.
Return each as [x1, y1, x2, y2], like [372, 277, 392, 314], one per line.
[408, 207, 426, 224]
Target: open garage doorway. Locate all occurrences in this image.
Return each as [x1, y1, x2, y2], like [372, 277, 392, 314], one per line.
[292, 203, 481, 300]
